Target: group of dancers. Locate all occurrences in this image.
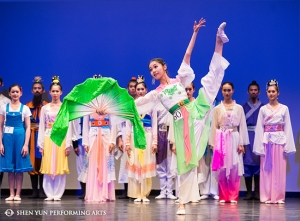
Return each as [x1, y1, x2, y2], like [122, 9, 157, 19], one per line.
[0, 19, 296, 215]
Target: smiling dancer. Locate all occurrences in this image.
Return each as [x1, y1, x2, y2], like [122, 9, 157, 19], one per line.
[134, 18, 230, 215]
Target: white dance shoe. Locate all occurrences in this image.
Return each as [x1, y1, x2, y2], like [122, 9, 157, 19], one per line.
[167, 194, 177, 200]
[44, 198, 54, 201]
[217, 22, 229, 43]
[212, 195, 220, 200]
[200, 195, 209, 200]
[134, 198, 142, 202]
[155, 194, 167, 199]
[142, 198, 150, 203]
[176, 206, 186, 215]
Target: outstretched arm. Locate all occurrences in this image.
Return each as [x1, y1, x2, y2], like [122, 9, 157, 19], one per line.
[183, 18, 206, 65]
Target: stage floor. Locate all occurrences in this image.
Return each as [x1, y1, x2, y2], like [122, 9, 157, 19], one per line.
[0, 196, 299, 221]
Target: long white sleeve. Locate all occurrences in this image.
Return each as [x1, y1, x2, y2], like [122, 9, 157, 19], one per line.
[135, 90, 160, 114]
[283, 107, 296, 154]
[209, 106, 219, 147]
[151, 108, 158, 145]
[65, 122, 73, 149]
[82, 115, 90, 147]
[200, 52, 230, 106]
[110, 124, 118, 145]
[37, 106, 46, 149]
[253, 109, 265, 155]
[238, 106, 250, 145]
[176, 61, 195, 87]
[125, 120, 132, 146]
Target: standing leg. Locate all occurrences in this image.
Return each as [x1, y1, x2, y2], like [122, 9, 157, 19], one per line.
[53, 175, 66, 200]
[244, 176, 253, 200]
[253, 174, 260, 200]
[38, 174, 46, 198]
[218, 169, 229, 202]
[5, 172, 15, 201]
[227, 165, 240, 202]
[0, 172, 3, 187]
[28, 175, 39, 198]
[14, 172, 23, 200]
[43, 174, 54, 200]
[79, 182, 86, 199]
[156, 158, 167, 199]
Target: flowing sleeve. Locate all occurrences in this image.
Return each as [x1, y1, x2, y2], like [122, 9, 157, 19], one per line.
[109, 124, 118, 145]
[151, 108, 158, 145]
[125, 120, 132, 146]
[200, 53, 230, 106]
[135, 90, 160, 115]
[65, 122, 73, 149]
[283, 106, 296, 154]
[176, 61, 195, 87]
[167, 117, 175, 144]
[209, 106, 219, 147]
[238, 106, 249, 145]
[253, 108, 265, 155]
[82, 115, 90, 147]
[37, 106, 46, 149]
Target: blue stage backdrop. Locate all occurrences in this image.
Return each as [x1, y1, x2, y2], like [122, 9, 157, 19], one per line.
[0, 0, 299, 191]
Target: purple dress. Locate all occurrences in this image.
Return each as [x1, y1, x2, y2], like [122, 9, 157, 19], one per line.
[242, 100, 264, 176]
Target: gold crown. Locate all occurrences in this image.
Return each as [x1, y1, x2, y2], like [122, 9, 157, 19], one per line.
[137, 75, 144, 83]
[52, 76, 60, 85]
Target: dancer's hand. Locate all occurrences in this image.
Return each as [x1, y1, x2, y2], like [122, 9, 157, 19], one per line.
[74, 147, 80, 156]
[39, 148, 44, 155]
[84, 145, 89, 153]
[126, 145, 131, 157]
[0, 144, 4, 156]
[152, 144, 158, 154]
[237, 145, 245, 154]
[193, 18, 206, 33]
[65, 147, 71, 156]
[109, 143, 115, 153]
[171, 143, 176, 155]
[21, 146, 28, 157]
[96, 109, 107, 115]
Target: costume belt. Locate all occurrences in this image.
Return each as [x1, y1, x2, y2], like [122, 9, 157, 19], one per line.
[169, 99, 190, 115]
[264, 124, 283, 132]
[247, 126, 256, 131]
[90, 120, 109, 127]
[219, 126, 238, 132]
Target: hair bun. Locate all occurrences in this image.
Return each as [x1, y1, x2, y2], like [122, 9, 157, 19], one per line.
[52, 76, 60, 85]
[93, 74, 102, 79]
[266, 79, 279, 89]
[33, 76, 43, 83]
[137, 75, 145, 83]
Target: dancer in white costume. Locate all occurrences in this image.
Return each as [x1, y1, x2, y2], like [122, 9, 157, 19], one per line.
[126, 78, 157, 202]
[117, 77, 137, 199]
[155, 102, 176, 200]
[70, 118, 86, 199]
[135, 19, 230, 215]
[38, 77, 72, 201]
[185, 82, 219, 200]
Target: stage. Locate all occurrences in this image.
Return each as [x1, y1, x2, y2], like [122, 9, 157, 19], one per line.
[0, 195, 298, 221]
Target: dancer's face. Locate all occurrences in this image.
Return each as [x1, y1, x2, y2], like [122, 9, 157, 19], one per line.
[248, 85, 260, 99]
[185, 84, 195, 99]
[50, 85, 62, 101]
[267, 85, 279, 102]
[222, 84, 234, 100]
[32, 83, 44, 95]
[128, 82, 137, 97]
[136, 84, 147, 98]
[9, 86, 22, 101]
[149, 61, 167, 81]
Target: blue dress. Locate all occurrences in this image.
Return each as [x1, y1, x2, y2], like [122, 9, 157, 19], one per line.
[1, 104, 33, 172]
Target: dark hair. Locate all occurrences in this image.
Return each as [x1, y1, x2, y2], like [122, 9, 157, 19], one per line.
[248, 80, 260, 91]
[221, 81, 234, 90]
[0, 77, 3, 87]
[127, 77, 137, 88]
[190, 82, 195, 90]
[9, 84, 22, 92]
[32, 82, 44, 90]
[50, 83, 62, 91]
[136, 82, 147, 89]
[149, 58, 168, 74]
[266, 79, 279, 92]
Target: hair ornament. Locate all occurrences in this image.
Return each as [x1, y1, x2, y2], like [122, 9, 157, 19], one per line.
[137, 75, 144, 83]
[33, 76, 43, 83]
[131, 76, 137, 81]
[93, 74, 102, 79]
[52, 76, 60, 85]
[266, 79, 278, 89]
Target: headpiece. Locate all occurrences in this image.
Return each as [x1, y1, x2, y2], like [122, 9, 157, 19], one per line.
[137, 75, 145, 83]
[93, 74, 102, 79]
[52, 76, 60, 85]
[33, 76, 43, 83]
[266, 79, 278, 90]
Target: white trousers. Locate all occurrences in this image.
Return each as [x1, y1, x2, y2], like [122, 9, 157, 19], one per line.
[156, 150, 174, 195]
[198, 157, 218, 196]
[43, 175, 66, 199]
[179, 168, 200, 204]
